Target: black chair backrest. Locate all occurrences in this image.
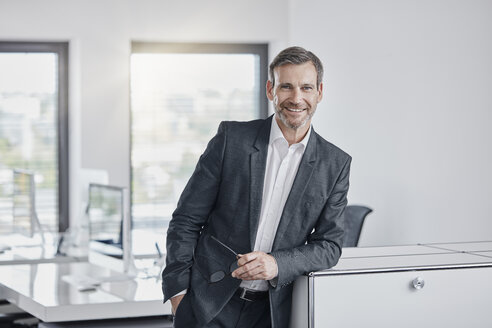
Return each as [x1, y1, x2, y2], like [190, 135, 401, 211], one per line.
[342, 205, 373, 247]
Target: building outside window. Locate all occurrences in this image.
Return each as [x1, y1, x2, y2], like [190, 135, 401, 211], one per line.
[0, 42, 69, 235]
[130, 43, 268, 234]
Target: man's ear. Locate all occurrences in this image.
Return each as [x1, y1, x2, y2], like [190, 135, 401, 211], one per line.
[266, 80, 274, 101]
[317, 82, 323, 103]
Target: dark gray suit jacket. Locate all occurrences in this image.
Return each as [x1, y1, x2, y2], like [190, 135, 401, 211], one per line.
[162, 115, 351, 327]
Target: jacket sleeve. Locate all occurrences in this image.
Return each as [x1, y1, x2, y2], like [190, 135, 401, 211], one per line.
[161, 122, 227, 302]
[270, 156, 351, 289]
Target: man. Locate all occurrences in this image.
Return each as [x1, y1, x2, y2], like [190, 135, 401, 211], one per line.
[162, 46, 351, 328]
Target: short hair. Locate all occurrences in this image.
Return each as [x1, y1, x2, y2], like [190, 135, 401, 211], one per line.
[269, 46, 324, 89]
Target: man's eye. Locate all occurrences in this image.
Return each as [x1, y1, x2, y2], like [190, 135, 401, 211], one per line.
[302, 86, 313, 91]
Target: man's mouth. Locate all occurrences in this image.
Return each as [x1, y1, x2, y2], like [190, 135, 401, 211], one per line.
[285, 108, 305, 112]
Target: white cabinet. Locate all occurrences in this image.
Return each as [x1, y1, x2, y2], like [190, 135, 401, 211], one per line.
[290, 242, 492, 328]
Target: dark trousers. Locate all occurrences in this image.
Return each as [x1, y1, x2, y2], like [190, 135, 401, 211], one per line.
[173, 291, 271, 328]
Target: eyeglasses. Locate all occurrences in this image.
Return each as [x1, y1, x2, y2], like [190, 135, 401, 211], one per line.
[194, 235, 241, 283]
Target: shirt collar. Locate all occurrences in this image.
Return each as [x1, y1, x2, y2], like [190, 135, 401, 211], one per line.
[269, 114, 312, 149]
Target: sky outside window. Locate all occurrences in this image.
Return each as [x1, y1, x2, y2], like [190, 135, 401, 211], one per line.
[130, 52, 261, 232]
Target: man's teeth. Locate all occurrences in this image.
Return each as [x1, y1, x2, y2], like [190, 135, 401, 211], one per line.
[286, 108, 304, 112]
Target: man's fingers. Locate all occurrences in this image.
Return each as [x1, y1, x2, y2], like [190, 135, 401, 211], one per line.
[170, 294, 185, 315]
[236, 260, 261, 278]
[232, 258, 259, 278]
[237, 265, 266, 280]
[231, 251, 278, 281]
[236, 252, 257, 266]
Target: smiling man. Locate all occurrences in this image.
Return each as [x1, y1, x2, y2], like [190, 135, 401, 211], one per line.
[162, 46, 351, 328]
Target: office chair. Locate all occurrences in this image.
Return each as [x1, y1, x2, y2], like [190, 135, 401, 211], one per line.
[0, 300, 37, 328]
[342, 205, 373, 247]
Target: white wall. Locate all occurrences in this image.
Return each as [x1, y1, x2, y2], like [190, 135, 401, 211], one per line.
[289, 0, 492, 245]
[0, 0, 289, 226]
[1, 0, 491, 245]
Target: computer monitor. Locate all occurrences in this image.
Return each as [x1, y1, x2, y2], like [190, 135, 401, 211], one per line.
[86, 183, 133, 274]
[78, 168, 108, 220]
[12, 170, 37, 237]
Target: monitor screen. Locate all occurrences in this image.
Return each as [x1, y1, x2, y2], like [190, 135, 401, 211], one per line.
[78, 168, 108, 219]
[12, 170, 35, 237]
[87, 183, 124, 258]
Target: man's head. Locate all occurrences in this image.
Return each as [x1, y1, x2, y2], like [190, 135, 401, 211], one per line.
[269, 46, 324, 89]
[267, 46, 324, 132]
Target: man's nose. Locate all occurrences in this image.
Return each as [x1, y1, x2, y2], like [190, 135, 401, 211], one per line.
[290, 88, 302, 105]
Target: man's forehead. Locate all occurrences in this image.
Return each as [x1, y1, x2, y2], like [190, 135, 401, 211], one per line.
[274, 61, 316, 71]
[274, 62, 317, 83]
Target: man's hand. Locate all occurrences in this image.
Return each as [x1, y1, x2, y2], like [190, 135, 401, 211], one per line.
[170, 294, 185, 315]
[231, 251, 278, 281]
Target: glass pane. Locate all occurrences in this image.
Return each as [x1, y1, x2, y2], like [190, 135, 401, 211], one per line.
[88, 185, 123, 245]
[0, 53, 58, 234]
[131, 53, 261, 234]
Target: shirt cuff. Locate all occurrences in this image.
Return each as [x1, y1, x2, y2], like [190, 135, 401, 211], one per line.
[171, 289, 187, 299]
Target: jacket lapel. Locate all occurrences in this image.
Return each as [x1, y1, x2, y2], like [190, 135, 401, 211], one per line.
[272, 129, 317, 250]
[249, 116, 272, 250]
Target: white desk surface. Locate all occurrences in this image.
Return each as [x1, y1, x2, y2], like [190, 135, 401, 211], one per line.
[1, 232, 88, 265]
[422, 240, 492, 253]
[316, 242, 492, 276]
[341, 244, 454, 258]
[0, 262, 170, 322]
[471, 251, 492, 258]
[0, 245, 87, 265]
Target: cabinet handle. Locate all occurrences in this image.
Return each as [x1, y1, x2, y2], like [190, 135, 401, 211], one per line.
[412, 277, 425, 290]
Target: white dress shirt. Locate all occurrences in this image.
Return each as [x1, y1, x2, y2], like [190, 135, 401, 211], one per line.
[240, 115, 311, 291]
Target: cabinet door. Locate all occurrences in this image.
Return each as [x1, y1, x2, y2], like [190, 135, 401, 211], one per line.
[313, 267, 492, 327]
[290, 275, 309, 328]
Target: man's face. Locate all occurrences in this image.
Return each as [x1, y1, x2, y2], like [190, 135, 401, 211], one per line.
[267, 62, 323, 131]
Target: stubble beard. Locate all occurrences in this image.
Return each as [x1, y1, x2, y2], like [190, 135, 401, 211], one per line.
[276, 107, 316, 130]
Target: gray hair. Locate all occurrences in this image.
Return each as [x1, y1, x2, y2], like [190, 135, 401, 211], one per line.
[269, 46, 324, 89]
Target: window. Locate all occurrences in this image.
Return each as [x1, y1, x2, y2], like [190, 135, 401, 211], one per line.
[130, 43, 268, 233]
[0, 42, 69, 234]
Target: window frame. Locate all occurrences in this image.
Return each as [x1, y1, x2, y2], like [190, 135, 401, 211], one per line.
[129, 42, 269, 228]
[0, 41, 69, 232]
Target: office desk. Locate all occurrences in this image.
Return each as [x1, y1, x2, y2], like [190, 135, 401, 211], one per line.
[340, 244, 454, 258]
[422, 240, 492, 253]
[0, 245, 87, 265]
[0, 262, 170, 322]
[1, 232, 88, 265]
[290, 241, 492, 328]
